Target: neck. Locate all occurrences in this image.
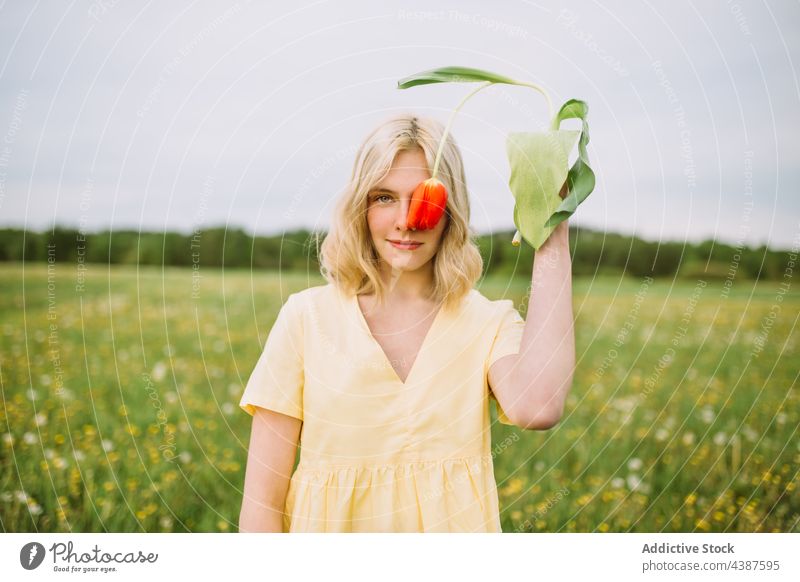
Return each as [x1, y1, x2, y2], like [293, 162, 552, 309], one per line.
[378, 262, 436, 303]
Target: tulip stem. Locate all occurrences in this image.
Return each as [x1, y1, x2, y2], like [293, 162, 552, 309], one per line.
[432, 79, 555, 178]
[432, 81, 493, 178]
[515, 81, 555, 128]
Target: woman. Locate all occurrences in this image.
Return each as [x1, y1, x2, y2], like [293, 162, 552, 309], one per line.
[238, 113, 575, 532]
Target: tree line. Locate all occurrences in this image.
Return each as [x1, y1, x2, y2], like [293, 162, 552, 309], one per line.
[0, 226, 788, 280]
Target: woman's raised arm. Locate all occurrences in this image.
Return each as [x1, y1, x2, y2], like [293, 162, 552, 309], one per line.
[489, 215, 576, 430]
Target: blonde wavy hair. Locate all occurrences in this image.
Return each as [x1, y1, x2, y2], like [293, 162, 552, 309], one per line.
[317, 112, 484, 313]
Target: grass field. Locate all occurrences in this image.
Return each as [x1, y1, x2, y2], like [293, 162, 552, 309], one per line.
[1, 262, 798, 532]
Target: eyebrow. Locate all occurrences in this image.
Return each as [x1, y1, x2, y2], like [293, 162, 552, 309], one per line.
[369, 188, 398, 195]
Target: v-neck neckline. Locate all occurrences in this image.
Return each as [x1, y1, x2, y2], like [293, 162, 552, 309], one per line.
[353, 293, 445, 386]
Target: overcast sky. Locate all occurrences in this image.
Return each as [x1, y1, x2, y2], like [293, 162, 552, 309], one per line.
[0, 0, 798, 248]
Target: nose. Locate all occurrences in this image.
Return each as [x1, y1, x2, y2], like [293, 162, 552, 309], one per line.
[395, 197, 415, 231]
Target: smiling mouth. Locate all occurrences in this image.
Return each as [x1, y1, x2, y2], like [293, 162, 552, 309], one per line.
[388, 240, 423, 249]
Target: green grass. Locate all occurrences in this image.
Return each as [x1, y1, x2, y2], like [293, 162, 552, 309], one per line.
[1, 263, 797, 532]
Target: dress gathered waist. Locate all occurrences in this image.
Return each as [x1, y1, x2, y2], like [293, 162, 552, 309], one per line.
[295, 453, 493, 473]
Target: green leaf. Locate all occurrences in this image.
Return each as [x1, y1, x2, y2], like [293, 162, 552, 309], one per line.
[397, 66, 520, 89]
[507, 130, 580, 249]
[544, 99, 596, 228]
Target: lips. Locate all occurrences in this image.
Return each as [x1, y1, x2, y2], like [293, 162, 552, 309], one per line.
[388, 240, 423, 250]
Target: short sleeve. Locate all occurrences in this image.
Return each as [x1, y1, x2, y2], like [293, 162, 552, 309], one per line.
[487, 300, 525, 368]
[487, 300, 525, 426]
[239, 293, 304, 420]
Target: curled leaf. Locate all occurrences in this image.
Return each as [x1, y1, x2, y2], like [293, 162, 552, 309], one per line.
[544, 99, 595, 228]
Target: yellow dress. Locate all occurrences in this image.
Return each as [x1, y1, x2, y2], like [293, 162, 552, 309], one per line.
[239, 283, 525, 532]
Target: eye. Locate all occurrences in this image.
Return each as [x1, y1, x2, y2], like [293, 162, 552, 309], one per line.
[373, 194, 393, 204]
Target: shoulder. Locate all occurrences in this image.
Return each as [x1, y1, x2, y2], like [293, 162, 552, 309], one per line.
[287, 283, 337, 305]
[467, 288, 518, 315]
[271, 285, 335, 338]
[285, 283, 349, 319]
[463, 289, 522, 328]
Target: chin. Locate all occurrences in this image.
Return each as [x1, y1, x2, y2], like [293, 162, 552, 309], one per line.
[381, 253, 427, 272]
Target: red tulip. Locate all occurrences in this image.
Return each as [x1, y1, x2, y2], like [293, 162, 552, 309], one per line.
[406, 178, 447, 230]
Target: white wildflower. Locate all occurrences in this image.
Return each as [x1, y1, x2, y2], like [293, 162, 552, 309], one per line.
[152, 361, 167, 382]
[626, 475, 642, 491]
[743, 427, 759, 442]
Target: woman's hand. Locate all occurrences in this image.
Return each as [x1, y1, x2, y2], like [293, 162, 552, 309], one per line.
[540, 179, 570, 251]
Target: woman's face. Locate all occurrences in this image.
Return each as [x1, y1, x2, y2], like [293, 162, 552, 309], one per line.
[366, 148, 448, 276]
